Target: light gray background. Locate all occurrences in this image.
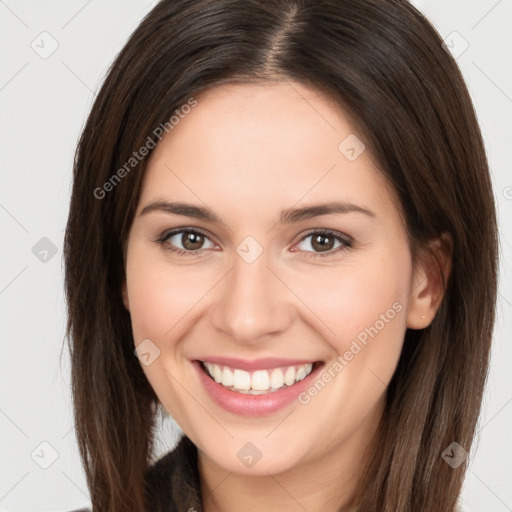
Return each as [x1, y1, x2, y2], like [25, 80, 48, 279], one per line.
[0, 1, 511, 511]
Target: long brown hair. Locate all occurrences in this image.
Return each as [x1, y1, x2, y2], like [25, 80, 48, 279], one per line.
[63, 1, 499, 510]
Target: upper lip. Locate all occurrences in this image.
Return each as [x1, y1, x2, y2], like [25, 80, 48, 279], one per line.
[194, 356, 321, 371]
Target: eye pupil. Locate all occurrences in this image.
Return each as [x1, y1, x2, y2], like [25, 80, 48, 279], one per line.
[183, 232, 204, 250]
[312, 234, 334, 252]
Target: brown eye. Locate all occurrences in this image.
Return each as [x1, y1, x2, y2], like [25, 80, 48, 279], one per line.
[311, 233, 336, 252]
[157, 228, 216, 255]
[181, 231, 205, 250]
[295, 229, 352, 258]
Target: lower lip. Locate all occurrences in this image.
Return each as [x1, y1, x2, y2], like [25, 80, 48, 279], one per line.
[192, 360, 324, 416]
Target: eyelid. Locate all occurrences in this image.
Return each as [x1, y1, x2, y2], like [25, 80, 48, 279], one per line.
[156, 227, 218, 251]
[292, 228, 352, 258]
[295, 228, 351, 246]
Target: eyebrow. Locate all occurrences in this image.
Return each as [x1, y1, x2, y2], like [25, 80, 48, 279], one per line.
[139, 200, 376, 224]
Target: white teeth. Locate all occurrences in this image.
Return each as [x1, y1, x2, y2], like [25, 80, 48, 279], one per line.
[202, 361, 316, 393]
[222, 366, 234, 387]
[284, 366, 296, 386]
[233, 369, 251, 390]
[296, 366, 307, 381]
[251, 370, 270, 391]
[269, 368, 284, 389]
[213, 364, 222, 383]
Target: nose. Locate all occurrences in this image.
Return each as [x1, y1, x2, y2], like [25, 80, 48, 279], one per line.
[210, 250, 293, 344]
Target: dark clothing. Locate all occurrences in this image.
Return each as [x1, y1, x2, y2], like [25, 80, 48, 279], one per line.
[145, 435, 203, 512]
[68, 435, 203, 512]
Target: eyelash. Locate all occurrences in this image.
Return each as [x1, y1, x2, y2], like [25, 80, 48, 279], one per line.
[155, 227, 353, 259]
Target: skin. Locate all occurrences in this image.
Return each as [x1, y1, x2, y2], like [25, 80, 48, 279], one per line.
[122, 81, 450, 511]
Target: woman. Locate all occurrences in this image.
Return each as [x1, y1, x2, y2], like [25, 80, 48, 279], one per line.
[64, 0, 498, 511]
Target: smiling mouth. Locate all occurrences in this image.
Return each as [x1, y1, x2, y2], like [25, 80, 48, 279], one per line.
[199, 360, 323, 395]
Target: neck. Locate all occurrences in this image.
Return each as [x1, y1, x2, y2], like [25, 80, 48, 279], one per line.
[198, 396, 385, 512]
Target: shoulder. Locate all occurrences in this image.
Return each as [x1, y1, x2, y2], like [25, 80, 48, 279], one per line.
[145, 434, 197, 487]
[64, 436, 201, 512]
[145, 434, 202, 511]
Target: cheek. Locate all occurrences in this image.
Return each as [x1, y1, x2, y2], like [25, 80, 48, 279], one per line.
[294, 257, 409, 337]
[126, 251, 209, 344]
[287, 254, 411, 434]
[333, 272, 407, 350]
[290, 245, 411, 378]
[125, 248, 206, 425]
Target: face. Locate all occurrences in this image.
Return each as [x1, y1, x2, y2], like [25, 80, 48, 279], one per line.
[123, 81, 432, 478]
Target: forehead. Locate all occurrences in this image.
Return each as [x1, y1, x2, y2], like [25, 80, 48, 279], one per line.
[139, 81, 401, 227]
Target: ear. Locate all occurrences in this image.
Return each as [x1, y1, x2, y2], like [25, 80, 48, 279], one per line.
[121, 279, 130, 311]
[406, 232, 452, 330]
